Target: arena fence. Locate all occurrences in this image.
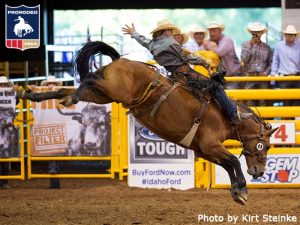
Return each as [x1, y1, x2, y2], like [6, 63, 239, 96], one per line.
[0, 100, 25, 181]
[211, 76, 300, 188]
[1, 77, 299, 189]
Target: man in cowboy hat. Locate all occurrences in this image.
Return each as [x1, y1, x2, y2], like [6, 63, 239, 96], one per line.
[122, 20, 252, 125]
[0, 76, 15, 189]
[203, 21, 242, 89]
[173, 31, 189, 47]
[241, 22, 273, 104]
[185, 27, 207, 52]
[271, 25, 300, 105]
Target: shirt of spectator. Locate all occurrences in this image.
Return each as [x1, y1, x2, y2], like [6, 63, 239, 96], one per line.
[184, 27, 207, 52]
[203, 21, 242, 79]
[271, 25, 300, 106]
[241, 22, 273, 96]
[271, 25, 300, 76]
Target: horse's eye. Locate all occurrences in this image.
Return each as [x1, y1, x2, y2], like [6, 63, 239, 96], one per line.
[266, 145, 270, 150]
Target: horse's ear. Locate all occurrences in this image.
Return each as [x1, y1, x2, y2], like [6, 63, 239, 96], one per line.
[268, 127, 279, 137]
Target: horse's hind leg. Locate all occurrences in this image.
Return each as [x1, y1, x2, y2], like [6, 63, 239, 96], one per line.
[17, 87, 76, 102]
[59, 82, 113, 106]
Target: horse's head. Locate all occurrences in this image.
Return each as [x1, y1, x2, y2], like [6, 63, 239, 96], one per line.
[235, 106, 278, 179]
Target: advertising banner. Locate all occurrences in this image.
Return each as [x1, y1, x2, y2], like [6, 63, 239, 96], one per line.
[0, 88, 19, 158]
[128, 116, 195, 190]
[213, 150, 300, 188]
[30, 87, 111, 156]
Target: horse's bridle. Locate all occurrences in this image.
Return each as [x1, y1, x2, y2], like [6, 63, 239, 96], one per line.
[236, 122, 271, 162]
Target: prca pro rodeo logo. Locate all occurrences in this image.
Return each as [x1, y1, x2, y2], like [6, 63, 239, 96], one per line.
[5, 5, 40, 51]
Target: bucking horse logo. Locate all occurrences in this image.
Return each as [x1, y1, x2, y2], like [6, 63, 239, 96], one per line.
[5, 5, 40, 51]
[13, 16, 34, 38]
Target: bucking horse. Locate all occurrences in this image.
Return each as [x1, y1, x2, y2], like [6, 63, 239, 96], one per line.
[17, 41, 278, 205]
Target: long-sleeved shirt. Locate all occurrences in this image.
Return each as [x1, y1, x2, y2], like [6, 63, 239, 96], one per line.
[184, 40, 206, 53]
[207, 35, 241, 75]
[271, 40, 300, 75]
[131, 31, 208, 72]
[241, 41, 273, 75]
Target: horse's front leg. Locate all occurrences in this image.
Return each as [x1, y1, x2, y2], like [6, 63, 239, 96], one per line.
[17, 87, 76, 102]
[199, 143, 247, 205]
[218, 155, 247, 205]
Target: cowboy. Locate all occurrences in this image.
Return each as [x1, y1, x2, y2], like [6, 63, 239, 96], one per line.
[122, 19, 252, 124]
[185, 27, 207, 52]
[203, 21, 242, 89]
[14, 16, 27, 24]
[0, 76, 15, 189]
[271, 25, 300, 106]
[241, 22, 272, 98]
[41, 76, 62, 189]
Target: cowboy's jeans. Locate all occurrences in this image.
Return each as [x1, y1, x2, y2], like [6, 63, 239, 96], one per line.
[211, 84, 237, 121]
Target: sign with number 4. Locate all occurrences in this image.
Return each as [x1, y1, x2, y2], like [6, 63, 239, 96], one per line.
[270, 122, 296, 144]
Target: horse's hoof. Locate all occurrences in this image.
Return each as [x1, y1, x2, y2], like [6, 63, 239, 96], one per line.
[60, 96, 73, 107]
[16, 87, 26, 99]
[233, 193, 247, 205]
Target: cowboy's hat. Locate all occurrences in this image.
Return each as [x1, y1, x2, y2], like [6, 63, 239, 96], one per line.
[207, 21, 225, 31]
[282, 25, 298, 34]
[0, 76, 14, 87]
[41, 75, 62, 86]
[247, 22, 267, 34]
[150, 19, 180, 34]
[189, 27, 208, 39]
[173, 31, 189, 44]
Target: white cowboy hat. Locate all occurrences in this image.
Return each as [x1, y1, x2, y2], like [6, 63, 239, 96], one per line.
[282, 25, 298, 34]
[247, 22, 268, 34]
[189, 27, 208, 39]
[41, 75, 62, 86]
[150, 19, 181, 34]
[0, 76, 14, 87]
[207, 21, 225, 31]
[173, 31, 189, 44]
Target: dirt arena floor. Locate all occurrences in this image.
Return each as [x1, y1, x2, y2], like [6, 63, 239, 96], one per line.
[0, 179, 299, 225]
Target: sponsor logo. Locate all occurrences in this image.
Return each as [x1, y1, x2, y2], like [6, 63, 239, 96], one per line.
[252, 157, 299, 183]
[138, 127, 163, 141]
[136, 127, 187, 159]
[5, 5, 40, 51]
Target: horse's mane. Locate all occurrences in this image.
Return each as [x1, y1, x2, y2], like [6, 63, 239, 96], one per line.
[235, 101, 265, 124]
[75, 41, 120, 82]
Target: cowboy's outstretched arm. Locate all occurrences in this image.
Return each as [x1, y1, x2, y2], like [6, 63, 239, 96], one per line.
[122, 23, 151, 49]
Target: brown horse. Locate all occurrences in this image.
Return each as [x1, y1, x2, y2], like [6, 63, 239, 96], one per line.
[17, 41, 277, 205]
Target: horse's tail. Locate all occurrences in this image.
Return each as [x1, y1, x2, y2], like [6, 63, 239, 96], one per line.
[75, 41, 120, 82]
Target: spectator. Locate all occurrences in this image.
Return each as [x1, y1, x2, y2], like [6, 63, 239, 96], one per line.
[0, 76, 15, 189]
[185, 27, 207, 52]
[173, 31, 192, 57]
[241, 22, 273, 105]
[41, 76, 63, 189]
[203, 21, 242, 89]
[271, 25, 300, 106]
[173, 31, 189, 47]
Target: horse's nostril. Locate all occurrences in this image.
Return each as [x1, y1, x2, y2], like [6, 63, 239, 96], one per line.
[260, 172, 264, 177]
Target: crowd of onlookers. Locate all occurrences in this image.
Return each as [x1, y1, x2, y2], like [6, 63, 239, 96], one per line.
[173, 21, 300, 92]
